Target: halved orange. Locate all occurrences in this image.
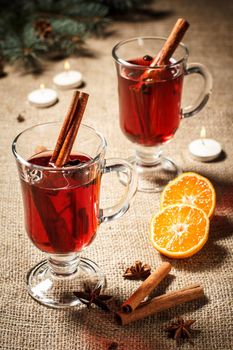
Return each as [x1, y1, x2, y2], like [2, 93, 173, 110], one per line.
[160, 172, 216, 218]
[150, 204, 209, 258]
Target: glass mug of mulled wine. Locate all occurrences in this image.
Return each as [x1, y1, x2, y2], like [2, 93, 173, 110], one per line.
[112, 37, 212, 192]
[12, 122, 137, 308]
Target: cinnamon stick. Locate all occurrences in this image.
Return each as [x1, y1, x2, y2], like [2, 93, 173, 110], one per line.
[121, 262, 172, 313]
[50, 91, 89, 167]
[116, 283, 204, 326]
[151, 18, 189, 67]
[138, 18, 189, 85]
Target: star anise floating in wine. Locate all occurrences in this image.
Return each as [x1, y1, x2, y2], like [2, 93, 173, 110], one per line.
[123, 260, 151, 280]
[165, 317, 196, 343]
[73, 284, 112, 311]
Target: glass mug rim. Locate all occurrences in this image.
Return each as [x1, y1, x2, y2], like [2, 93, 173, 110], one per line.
[12, 122, 107, 172]
[112, 36, 189, 68]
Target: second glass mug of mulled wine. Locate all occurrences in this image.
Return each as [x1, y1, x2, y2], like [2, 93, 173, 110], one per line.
[12, 122, 137, 308]
[112, 37, 212, 192]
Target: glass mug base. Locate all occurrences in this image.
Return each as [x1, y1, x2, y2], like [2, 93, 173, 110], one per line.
[123, 155, 181, 193]
[27, 256, 105, 308]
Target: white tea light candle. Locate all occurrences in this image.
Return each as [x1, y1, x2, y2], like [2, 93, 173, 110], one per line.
[189, 127, 222, 162]
[27, 84, 58, 108]
[53, 61, 83, 89]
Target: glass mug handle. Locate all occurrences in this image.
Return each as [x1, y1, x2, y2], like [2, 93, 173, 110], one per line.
[100, 158, 137, 223]
[182, 63, 213, 118]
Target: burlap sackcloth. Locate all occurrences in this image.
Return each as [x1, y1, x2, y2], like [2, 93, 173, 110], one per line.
[0, 0, 232, 349]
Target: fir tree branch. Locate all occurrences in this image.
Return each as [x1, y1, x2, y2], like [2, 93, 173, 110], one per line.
[0, 0, 153, 73]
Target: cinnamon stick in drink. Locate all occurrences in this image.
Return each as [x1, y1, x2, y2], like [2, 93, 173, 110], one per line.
[151, 18, 189, 67]
[138, 18, 189, 85]
[50, 91, 89, 167]
[116, 283, 204, 326]
[121, 262, 172, 313]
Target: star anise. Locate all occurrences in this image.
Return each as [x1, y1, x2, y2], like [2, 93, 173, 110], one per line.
[123, 260, 151, 280]
[64, 159, 83, 167]
[17, 113, 25, 123]
[165, 317, 196, 343]
[73, 284, 112, 311]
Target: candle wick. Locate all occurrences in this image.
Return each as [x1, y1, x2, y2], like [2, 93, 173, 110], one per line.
[201, 138, 205, 146]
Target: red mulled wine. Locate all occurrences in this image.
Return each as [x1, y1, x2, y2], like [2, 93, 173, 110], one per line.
[117, 56, 184, 146]
[21, 153, 101, 254]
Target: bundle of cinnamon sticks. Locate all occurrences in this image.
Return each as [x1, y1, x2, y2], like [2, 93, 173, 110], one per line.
[50, 90, 89, 167]
[116, 262, 204, 326]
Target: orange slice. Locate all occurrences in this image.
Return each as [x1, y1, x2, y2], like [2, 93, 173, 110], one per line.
[160, 172, 216, 218]
[150, 204, 209, 258]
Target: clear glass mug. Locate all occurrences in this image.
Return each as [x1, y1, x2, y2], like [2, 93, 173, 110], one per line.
[12, 122, 137, 308]
[112, 36, 213, 192]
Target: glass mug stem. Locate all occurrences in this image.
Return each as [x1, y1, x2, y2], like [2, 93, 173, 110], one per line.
[48, 253, 80, 277]
[182, 63, 213, 118]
